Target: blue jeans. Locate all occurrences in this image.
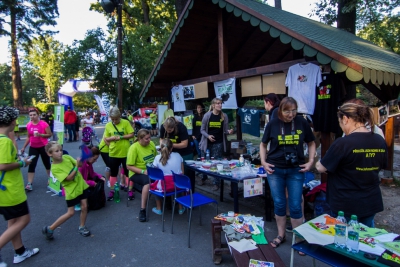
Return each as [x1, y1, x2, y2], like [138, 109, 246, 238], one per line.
[267, 167, 304, 219]
[66, 124, 76, 141]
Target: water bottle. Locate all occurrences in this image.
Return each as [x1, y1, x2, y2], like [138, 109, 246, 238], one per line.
[346, 215, 359, 253]
[239, 154, 244, 167]
[334, 211, 347, 248]
[206, 149, 210, 162]
[114, 182, 120, 203]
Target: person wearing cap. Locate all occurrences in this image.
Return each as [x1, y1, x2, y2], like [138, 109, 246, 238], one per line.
[64, 106, 77, 142]
[0, 106, 39, 266]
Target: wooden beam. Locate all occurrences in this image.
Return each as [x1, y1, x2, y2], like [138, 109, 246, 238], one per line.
[178, 59, 305, 85]
[360, 81, 389, 103]
[218, 10, 228, 74]
[384, 116, 394, 176]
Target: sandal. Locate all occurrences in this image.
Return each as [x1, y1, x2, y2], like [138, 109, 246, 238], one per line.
[270, 235, 286, 248]
[298, 251, 306, 256]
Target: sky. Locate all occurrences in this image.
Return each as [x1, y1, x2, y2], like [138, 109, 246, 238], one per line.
[0, 0, 319, 64]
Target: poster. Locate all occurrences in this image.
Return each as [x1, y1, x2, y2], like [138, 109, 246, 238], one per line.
[378, 105, 388, 126]
[183, 85, 195, 100]
[244, 178, 263, 198]
[388, 99, 400, 117]
[214, 78, 237, 109]
[54, 105, 64, 145]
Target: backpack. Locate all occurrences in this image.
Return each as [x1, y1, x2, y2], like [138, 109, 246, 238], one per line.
[81, 126, 93, 144]
[87, 180, 106, 210]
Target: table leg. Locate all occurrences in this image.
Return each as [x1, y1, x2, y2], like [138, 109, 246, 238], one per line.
[219, 179, 224, 202]
[232, 182, 239, 213]
[265, 181, 272, 221]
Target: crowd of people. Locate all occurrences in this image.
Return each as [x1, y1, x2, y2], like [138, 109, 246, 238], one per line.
[0, 96, 389, 265]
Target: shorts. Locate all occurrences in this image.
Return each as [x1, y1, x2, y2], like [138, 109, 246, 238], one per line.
[66, 188, 89, 207]
[0, 201, 30, 221]
[151, 123, 157, 130]
[129, 174, 150, 186]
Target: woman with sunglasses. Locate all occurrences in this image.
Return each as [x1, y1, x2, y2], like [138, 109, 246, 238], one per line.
[260, 97, 315, 248]
[316, 102, 387, 227]
[20, 108, 52, 191]
[198, 98, 233, 191]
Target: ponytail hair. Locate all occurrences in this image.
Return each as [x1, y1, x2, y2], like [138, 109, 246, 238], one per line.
[160, 138, 173, 166]
[338, 102, 374, 133]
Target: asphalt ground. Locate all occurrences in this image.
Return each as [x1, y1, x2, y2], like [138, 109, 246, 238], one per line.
[1, 125, 326, 267]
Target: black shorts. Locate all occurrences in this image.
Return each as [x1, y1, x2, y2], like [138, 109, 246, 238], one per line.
[0, 201, 29, 221]
[151, 123, 157, 130]
[129, 174, 150, 186]
[66, 188, 89, 207]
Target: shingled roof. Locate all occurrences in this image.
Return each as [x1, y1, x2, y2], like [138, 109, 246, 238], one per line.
[139, 0, 400, 100]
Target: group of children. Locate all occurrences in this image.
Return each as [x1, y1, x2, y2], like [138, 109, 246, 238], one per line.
[0, 105, 190, 266]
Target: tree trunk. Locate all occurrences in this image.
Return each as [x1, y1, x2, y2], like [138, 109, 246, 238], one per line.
[274, 0, 282, 9]
[141, 0, 150, 25]
[337, 0, 356, 34]
[10, 9, 23, 107]
[175, 0, 189, 18]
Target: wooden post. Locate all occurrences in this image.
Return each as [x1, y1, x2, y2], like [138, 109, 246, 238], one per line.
[320, 132, 335, 183]
[384, 116, 394, 177]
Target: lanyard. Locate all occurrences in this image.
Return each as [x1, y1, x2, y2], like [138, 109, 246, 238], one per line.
[280, 120, 295, 136]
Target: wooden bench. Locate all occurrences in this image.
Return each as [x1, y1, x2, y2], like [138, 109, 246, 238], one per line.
[211, 219, 285, 266]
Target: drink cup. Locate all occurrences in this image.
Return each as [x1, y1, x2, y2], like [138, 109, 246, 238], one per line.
[201, 157, 205, 162]
[217, 164, 223, 171]
[34, 130, 39, 137]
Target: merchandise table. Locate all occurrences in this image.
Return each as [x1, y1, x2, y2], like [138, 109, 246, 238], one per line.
[185, 163, 273, 221]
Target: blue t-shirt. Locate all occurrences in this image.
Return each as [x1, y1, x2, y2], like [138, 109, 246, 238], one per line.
[238, 109, 262, 137]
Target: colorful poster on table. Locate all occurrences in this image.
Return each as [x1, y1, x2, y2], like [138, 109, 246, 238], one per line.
[54, 105, 64, 145]
[214, 78, 237, 109]
[244, 178, 263, 198]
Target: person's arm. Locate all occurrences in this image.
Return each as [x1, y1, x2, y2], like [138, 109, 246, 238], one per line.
[20, 134, 30, 153]
[180, 162, 184, 175]
[200, 113, 209, 138]
[40, 125, 52, 138]
[126, 164, 147, 175]
[0, 157, 31, 171]
[316, 161, 327, 173]
[223, 114, 233, 135]
[8, 132, 18, 150]
[173, 139, 188, 149]
[260, 142, 275, 174]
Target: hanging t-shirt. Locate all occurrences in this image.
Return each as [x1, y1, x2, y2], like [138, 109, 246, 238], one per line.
[237, 109, 262, 137]
[285, 63, 322, 115]
[171, 85, 186, 112]
[320, 133, 387, 218]
[182, 115, 193, 130]
[312, 72, 343, 133]
[207, 113, 224, 144]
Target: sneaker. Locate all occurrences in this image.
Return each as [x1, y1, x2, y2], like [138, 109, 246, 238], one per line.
[107, 190, 114, 201]
[120, 185, 126, 191]
[0, 261, 6, 267]
[13, 248, 39, 264]
[25, 183, 32, 191]
[42, 226, 54, 240]
[139, 209, 146, 222]
[179, 207, 186, 215]
[107, 181, 110, 188]
[128, 191, 135, 201]
[78, 226, 91, 237]
[74, 204, 81, 211]
[152, 207, 162, 215]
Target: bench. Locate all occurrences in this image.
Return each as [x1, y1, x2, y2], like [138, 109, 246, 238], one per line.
[211, 219, 285, 266]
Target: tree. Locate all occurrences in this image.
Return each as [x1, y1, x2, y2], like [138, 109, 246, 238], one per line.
[0, 0, 59, 107]
[0, 63, 13, 106]
[25, 36, 63, 103]
[311, 0, 400, 33]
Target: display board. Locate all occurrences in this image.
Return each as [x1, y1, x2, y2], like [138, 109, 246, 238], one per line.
[241, 76, 262, 97]
[262, 73, 286, 94]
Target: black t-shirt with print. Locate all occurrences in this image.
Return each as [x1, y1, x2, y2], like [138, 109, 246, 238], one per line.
[159, 122, 192, 156]
[192, 113, 203, 140]
[207, 113, 223, 144]
[261, 116, 315, 168]
[320, 132, 387, 218]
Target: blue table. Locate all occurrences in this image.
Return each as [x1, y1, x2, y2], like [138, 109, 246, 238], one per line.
[185, 163, 273, 221]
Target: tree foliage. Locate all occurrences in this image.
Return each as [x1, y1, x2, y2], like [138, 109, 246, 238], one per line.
[0, 63, 13, 106]
[0, 0, 59, 107]
[25, 35, 63, 103]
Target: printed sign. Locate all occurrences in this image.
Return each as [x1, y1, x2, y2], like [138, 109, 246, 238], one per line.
[244, 178, 263, 198]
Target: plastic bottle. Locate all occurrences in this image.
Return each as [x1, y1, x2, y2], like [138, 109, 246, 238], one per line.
[114, 182, 120, 203]
[206, 149, 210, 162]
[239, 154, 244, 167]
[334, 211, 347, 248]
[346, 215, 360, 253]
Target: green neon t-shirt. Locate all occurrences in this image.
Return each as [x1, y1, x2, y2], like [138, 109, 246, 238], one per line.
[126, 141, 157, 177]
[103, 119, 134, 158]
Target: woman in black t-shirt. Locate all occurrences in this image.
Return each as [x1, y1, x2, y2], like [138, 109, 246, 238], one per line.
[316, 102, 387, 227]
[260, 97, 316, 248]
[192, 103, 204, 157]
[198, 98, 233, 191]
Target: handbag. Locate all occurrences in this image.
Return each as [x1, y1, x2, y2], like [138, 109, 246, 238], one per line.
[87, 179, 106, 210]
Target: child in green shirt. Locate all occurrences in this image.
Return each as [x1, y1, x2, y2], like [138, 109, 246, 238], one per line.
[42, 141, 91, 240]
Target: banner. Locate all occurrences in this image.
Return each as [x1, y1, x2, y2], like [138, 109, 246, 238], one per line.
[214, 78, 237, 109]
[54, 105, 64, 145]
[94, 94, 106, 116]
[101, 93, 111, 123]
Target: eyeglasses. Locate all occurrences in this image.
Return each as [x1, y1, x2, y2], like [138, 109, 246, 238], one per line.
[282, 109, 297, 115]
[215, 102, 222, 105]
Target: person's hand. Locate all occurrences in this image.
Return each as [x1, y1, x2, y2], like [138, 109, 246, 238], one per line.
[208, 135, 215, 142]
[23, 158, 32, 167]
[192, 136, 196, 140]
[228, 129, 233, 134]
[262, 162, 275, 174]
[299, 161, 313, 172]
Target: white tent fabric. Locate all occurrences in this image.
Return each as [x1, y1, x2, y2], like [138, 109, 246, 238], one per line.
[58, 80, 97, 97]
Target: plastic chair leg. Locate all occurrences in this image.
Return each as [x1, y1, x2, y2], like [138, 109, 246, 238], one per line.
[188, 207, 193, 248]
[146, 192, 150, 222]
[171, 199, 176, 234]
[161, 196, 166, 232]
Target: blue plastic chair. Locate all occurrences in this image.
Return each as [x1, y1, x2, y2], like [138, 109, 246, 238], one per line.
[171, 172, 218, 248]
[146, 166, 186, 232]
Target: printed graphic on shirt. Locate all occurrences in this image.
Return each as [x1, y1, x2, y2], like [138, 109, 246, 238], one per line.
[143, 153, 155, 163]
[278, 134, 300, 145]
[209, 121, 222, 128]
[195, 121, 202, 126]
[297, 75, 308, 82]
[352, 148, 386, 171]
[318, 84, 332, 100]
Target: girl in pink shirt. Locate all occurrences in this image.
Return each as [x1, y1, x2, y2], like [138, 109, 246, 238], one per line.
[20, 108, 52, 191]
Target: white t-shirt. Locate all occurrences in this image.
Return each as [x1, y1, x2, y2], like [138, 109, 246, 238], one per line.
[285, 63, 322, 115]
[81, 117, 94, 129]
[171, 85, 186, 112]
[153, 152, 183, 175]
